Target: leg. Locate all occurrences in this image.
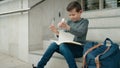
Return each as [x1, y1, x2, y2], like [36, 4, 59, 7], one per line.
[59, 43, 78, 68]
[37, 42, 59, 68]
[66, 44, 83, 58]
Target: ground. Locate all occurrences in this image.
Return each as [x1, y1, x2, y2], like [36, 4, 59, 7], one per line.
[0, 53, 32, 68]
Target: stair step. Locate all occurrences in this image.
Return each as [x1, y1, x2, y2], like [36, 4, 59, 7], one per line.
[29, 50, 83, 68]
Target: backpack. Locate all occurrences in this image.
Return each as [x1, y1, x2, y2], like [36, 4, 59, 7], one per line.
[82, 38, 120, 68]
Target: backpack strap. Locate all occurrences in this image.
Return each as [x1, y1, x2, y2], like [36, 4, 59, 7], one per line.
[95, 46, 111, 68]
[82, 43, 102, 68]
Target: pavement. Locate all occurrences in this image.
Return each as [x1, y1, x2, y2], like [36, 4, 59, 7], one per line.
[0, 53, 32, 68]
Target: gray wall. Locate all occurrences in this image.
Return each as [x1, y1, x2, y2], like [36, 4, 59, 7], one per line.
[0, 0, 29, 62]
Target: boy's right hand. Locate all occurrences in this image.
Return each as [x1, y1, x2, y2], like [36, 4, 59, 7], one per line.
[49, 24, 59, 35]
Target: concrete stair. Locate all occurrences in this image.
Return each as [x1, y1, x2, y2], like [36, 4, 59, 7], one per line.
[29, 40, 83, 68]
[29, 50, 83, 68]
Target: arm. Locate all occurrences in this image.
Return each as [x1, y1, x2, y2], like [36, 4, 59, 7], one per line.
[68, 19, 89, 37]
[49, 24, 59, 36]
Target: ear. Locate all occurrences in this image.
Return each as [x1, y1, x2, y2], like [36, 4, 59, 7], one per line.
[79, 10, 83, 13]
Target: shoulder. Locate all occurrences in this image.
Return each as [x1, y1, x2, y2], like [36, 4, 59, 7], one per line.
[82, 18, 89, 24]
[83, 18, 89, 22]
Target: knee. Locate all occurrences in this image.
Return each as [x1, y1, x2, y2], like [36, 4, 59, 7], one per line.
[50, 42, 57, 46]
[59, 43, 68, 51]
[48, 42, 58, 50]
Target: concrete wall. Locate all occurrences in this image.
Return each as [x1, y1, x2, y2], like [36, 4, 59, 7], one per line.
[0, 0, 29, 62]
[29, 0, 44, 51]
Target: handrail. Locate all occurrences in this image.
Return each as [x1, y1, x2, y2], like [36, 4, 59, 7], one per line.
[0, 0, 45, 16]
[0, 8, 29, 16]
[30, 0, 45, 10]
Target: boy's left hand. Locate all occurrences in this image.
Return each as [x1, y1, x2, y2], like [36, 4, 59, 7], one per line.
[58, 22, 70, 31]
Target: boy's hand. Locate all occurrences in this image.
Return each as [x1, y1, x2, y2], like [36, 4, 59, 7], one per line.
[58, 22, 70, 31]
[49, 24, 59, 35]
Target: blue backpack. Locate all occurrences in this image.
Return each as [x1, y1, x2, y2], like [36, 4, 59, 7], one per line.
[82, 38, 120, 68]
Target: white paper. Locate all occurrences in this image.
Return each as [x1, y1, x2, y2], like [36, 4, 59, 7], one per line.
[51, 30, 82, 45]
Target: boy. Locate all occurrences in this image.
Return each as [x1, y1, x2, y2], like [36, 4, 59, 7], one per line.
[36, 1, 89, 68]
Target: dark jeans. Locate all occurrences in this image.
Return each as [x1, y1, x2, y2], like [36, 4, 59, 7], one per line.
[37, 42, 83, 68]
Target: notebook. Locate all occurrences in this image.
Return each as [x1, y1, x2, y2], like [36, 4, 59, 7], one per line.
[51, 30, 82, 45]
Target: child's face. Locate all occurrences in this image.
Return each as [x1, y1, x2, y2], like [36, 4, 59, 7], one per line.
[68, 8, 82, 22]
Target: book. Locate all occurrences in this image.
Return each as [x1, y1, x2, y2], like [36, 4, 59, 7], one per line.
[50, 30, 82, 45]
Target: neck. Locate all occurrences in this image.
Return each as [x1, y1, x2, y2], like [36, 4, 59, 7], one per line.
[76, 17, 82, 21]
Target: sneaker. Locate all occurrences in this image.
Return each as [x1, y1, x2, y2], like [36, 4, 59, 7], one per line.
[32, 64, 37, 68]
